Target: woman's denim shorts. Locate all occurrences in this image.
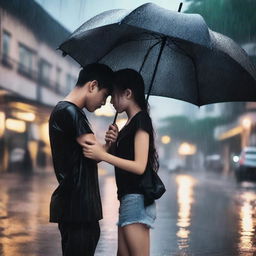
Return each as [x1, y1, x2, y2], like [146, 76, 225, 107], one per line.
[117, 194, 156, 229]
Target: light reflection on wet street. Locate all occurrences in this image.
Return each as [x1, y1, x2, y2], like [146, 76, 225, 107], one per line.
[0, 167, 256, 256]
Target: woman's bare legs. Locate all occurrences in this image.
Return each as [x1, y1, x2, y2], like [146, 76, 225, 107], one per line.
[120, 223, 150, 256]
[117, 226, 130, 256]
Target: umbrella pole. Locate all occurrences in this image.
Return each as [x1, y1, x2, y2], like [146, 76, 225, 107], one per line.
[146, 37, 167, 102]
[146, 2, 183, 102]
[113, 2, 183, 121]
[112, 41, 161, 125]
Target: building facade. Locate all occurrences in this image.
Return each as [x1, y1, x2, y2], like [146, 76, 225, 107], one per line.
[0, 0, 80, 172]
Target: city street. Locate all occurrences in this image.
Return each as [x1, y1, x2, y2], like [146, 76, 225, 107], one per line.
[0, 166, 256, 256]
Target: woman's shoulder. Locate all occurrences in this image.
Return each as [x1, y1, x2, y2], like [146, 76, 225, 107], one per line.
[134, 110, 153, 132]
[136, 110, 151, 122]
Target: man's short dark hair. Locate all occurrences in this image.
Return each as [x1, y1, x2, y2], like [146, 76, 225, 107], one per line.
[76, 63, 113, 93]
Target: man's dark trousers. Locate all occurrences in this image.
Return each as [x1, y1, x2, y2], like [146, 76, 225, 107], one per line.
[58, 222, 100, 256]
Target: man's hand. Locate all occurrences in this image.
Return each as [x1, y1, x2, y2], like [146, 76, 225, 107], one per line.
[83, 139, 106, 162]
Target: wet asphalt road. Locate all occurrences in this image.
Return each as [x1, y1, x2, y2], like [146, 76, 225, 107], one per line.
[0, 166, 256, 256]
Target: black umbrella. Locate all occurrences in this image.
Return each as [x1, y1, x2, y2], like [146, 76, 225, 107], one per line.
[59, 2, 256, 108]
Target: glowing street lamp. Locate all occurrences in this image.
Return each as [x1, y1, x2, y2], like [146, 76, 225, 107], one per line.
[242, 118, 252, 129]
[161, 135, 171, 144]
[178, 142, 197, 155]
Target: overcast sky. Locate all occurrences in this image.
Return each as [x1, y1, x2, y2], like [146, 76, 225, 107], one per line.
[34, 0, 198, 121]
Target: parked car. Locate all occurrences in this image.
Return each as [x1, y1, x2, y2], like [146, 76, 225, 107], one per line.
[235, 147, 256, 182]
[204, 154, 223, 171]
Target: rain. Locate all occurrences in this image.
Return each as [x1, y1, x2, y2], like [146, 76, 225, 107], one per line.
[0, 0, 256, 255]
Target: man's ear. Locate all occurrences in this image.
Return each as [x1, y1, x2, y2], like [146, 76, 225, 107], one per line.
[88, 80, 98, 92]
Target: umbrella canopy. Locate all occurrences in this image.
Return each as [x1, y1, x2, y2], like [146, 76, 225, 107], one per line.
[59, 3, 256, 106]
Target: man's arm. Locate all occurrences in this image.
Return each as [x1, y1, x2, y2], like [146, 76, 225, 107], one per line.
[77, 133, 106, 163]
[77, 133, 96, 146]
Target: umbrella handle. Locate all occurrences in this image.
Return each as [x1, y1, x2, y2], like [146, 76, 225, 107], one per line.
[112, 111, 118, 125]
[109, 111, 118, 148]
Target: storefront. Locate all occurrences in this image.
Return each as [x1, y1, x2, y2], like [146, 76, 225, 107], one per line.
[215, 111, 256, 174]
[0, 90, 52, 173]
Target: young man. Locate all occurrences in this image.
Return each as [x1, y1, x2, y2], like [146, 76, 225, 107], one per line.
[48, 63, 117, 256]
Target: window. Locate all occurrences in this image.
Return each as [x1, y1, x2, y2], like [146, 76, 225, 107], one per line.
[18, 44, 35, 77]
[2, 31, 11, 66]
[38, 59, 52, 86]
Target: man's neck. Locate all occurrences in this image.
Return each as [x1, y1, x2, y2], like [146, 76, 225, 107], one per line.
[64, 89, 85, 109]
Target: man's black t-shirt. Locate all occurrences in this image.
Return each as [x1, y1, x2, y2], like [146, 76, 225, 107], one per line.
[49, 101, 102, 223]
[115, 110, 153, 200]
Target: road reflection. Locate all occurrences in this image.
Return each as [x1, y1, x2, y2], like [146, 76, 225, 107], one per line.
[175, 174, 197, 250]
[0, 176, 36, 255]
[96, 172, 119, 255]
[238, 190, 256, 254]
[0, 173, 59, 256]
[1, 170, 256, 255]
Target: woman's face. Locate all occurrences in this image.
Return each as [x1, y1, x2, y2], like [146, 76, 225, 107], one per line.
[110, 90, 129, 113]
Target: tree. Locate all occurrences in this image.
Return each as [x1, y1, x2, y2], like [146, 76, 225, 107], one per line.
[185, 0, 256, 44]
[159, 115, 193, 142]
[159, 115, 225, 154]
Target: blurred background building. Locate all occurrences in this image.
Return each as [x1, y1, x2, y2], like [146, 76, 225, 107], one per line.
[0, 0, 79, 173]
[0, 0, 255, 176]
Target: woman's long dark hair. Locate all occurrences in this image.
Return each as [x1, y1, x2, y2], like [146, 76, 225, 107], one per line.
[113, 69, 159, 172]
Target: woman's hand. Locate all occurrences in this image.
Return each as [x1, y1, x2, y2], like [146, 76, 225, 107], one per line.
[105, 124, 119, 144]
[83, 139, 106, 162]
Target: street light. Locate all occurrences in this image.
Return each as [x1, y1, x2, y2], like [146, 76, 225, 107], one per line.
[161, 135, 171, 144]
[241, 117, 252, 147]
[178, 142, 197, 155]
[242, 118, 252, 129]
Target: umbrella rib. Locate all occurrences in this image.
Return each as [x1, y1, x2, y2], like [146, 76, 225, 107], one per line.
[139, 40, 162, 73]
[96, 34, 161, 63]
[167, 39, 200, 106]
[146, 37, 167, 102]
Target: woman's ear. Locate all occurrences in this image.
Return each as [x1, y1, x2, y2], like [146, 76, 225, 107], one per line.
[125, 89, 132, 99]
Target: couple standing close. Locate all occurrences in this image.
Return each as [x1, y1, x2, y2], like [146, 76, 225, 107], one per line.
[49, 63, 159, 256]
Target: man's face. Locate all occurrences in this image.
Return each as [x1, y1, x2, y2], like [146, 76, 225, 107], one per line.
[86, 82, 109, 112]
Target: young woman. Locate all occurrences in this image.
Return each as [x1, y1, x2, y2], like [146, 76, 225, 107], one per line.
[83, 69, 159, 256]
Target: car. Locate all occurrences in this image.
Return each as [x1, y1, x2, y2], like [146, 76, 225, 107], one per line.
[235, 147, 256, 182]
[204, 154, 223, 171]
